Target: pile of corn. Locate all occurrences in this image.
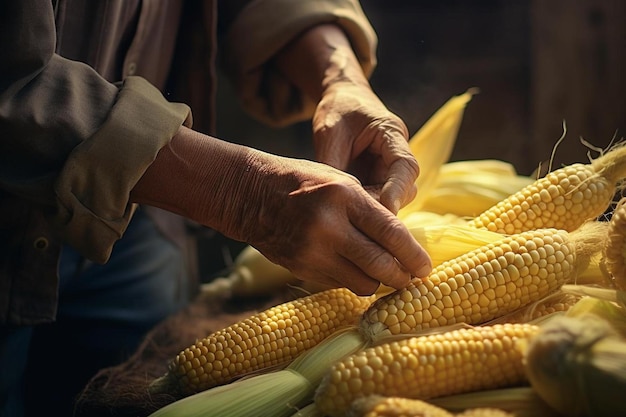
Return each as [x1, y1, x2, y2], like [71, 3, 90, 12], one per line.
[147, 91, 626, 417]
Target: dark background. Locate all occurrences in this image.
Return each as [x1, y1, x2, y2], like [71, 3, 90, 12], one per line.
[201, 0, 625, 280]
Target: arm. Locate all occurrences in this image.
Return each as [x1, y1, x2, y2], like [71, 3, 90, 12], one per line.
[0, 1, 190, 262]
[273, 23, 419, 214]
[131, 125, 432, 295]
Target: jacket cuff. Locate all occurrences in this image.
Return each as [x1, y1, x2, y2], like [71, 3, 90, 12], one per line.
[224, 0, 377, 127]
[52, 76, 192, 263]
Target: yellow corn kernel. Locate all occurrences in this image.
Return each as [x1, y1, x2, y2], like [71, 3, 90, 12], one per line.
[361, 223, 606, 340]
[150, 288, 373, 396]
[604, 196, 626, 290]
[468, 144, 626, 234]
[315, 323, 539, 417]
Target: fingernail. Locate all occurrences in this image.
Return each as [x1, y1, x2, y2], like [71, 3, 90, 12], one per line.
[391, 199, 401, 214]
[415, 262, 432, 278]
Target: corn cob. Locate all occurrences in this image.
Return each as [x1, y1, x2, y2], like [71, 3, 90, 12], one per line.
[148, 328, 369, 417]
[361, 222, 606, 340]
[149, 287, 373, 396]
[604, 196, 626, 290]
[315, 323, 539, 417]
[468, 143, 626, 234]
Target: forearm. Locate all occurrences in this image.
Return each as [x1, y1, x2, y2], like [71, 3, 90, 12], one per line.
[274, 23, 370, 103]
[131, 126, 282, 242]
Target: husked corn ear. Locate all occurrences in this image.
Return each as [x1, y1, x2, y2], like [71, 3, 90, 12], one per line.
[150, 288, 373, 396]
[361, 223, 606, 340]
[468, 144, 626, 234]
[315, 323, 539, 417]
[604, 196, 626, 290]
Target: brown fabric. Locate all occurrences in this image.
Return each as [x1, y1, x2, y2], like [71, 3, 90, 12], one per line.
[0, 1, 191, 325]
[0, 0, 378, 326]
[223, 0, 378, 127]
[73, 290, 300, 417]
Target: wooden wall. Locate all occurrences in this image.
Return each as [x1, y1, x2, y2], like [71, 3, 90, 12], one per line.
[359, 0, 625, 175]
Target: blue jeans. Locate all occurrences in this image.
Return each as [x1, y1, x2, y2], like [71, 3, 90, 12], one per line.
[0, 209, 191, 417]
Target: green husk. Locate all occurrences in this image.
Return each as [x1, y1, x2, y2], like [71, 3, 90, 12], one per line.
[147, 369, 311, 417]
[562, 286, 626, 336]
[289, 402, 325, 417]
[523, 315, 626, 417]
[428, 387, 560, 417]
[287, 327, 369, 382]
[147, 327, 368, 417]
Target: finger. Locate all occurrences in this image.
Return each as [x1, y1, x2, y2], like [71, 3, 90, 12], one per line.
[333, 216, 420, 290]
[375, 130, 419, 214]
[294, 252, 381, 296]
[349, 200, 432, 279]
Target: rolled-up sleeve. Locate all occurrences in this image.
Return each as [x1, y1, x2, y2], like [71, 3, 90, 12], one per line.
[220, 0, 378, 127]
[53, 77, 191, 263]
[0, 1, 191, 263]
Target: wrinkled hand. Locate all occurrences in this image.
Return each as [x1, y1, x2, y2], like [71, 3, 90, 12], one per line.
[132, 127, 431, 295]
[228, 152, 432, 295]
[312, 81, 418, 214]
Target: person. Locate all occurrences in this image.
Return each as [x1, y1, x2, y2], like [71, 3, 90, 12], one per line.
[0, 1, 433, 416]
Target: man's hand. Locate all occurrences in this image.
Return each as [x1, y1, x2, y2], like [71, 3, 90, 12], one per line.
[312, 80, 418, 214]
[275, 23, 419, 214]
[131, 127, 432, 295]
[237, 155, 431, 295]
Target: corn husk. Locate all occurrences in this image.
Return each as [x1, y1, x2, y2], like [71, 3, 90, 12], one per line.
[399, 89, 476, 219]
[604, 196, 626, 290]
[521, 314, 626, 417]
[199, 245, 297, 299]
[429, 387, 561, 417]
[419, 160, 534, 218]
[562, 286, 626, 336]
[408, 223, 505, 268]
[289, 402, 325, 417]
[147, 328, 367, 417]
[401, 210, 466, 229]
